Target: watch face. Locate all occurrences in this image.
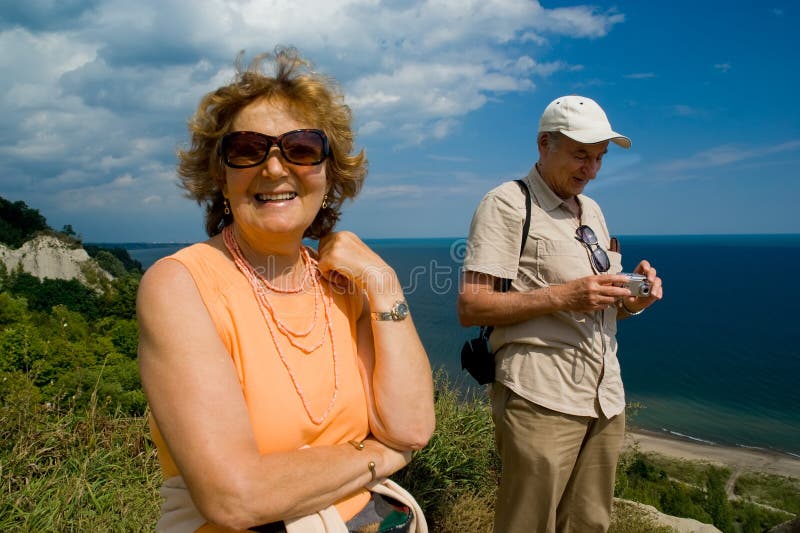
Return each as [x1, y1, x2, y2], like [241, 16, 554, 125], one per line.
[395, 301, 409, 318]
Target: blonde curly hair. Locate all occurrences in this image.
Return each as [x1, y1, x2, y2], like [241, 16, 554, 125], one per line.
[177, 47, 367, 239]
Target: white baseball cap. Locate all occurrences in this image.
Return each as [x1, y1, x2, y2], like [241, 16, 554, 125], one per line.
[538, 95, 631, 149]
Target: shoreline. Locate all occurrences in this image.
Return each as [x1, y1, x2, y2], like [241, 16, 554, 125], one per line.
[627, 428, 800, 479]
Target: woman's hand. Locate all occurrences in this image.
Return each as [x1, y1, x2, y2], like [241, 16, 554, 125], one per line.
[317, 231, 400, 303]
[318, 231, 435, 451]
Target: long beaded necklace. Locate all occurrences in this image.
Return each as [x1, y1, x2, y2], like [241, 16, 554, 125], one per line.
[222, 225, 338, 425]
[224, 227, 324, 352]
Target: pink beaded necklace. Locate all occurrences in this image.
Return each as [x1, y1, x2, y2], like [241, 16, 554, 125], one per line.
[222, 225, 338, 425]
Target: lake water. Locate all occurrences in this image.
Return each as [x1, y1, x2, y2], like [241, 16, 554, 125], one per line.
[124, 234, 800, 457]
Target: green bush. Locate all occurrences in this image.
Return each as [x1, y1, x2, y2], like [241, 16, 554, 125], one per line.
[84, 245, 143, 274]
[93, 250, 128, 277]
[735, 471, 800, 515]
[7, 273, 102, 319]
[392, 373, 501, 532]
[0, 290, 142, 417]
[0, 197, 49, 248]
[99, 273, 142, 320]
[705, 467, 734, 532]
[0, 292, 28, 325]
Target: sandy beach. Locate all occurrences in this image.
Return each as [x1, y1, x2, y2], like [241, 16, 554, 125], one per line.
[626, 428, 800, 479]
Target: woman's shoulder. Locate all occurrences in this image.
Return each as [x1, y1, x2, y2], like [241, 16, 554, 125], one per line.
[153, 237, 230, 275]
[141, 237, 232, 299]
[137, 254, 201, 320]
[165, 237, 226, 264]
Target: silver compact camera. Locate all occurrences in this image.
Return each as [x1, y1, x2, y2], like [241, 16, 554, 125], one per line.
[622, 273, 651, 297]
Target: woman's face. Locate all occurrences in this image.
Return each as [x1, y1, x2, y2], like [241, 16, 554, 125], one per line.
[222, 99, 327, 248]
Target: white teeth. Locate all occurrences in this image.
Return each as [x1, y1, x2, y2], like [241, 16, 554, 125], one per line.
[256, 192, 296, 201]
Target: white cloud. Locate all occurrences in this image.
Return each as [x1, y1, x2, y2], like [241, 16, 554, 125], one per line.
[671, 104, 704, 117]
[358, 120, 385, 136]
[361, 184, 427, 199]
[625, 72, 656, 79]
[659, 140, 800, 174]
[714, 62, 732, 73]
[0, 0, 625, 240]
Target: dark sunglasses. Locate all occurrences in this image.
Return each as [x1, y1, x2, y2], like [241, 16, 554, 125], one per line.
[575, 225, 610, 273]
[219, 129, 330, 168]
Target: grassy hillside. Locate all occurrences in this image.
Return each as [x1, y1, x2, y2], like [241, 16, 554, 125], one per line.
[3, 369, 797, 531]
[0, 197, 796, 531]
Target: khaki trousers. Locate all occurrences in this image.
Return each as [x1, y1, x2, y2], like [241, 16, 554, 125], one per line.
[491, 384, 625, 533]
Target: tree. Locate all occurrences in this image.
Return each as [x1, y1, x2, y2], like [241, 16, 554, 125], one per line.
[93, 250, 127, 277]
[84, 245, 143, 273]
[0, 196, 50, 248]
[0, 292, 28, 325]
[95, 317, 139, 358]
[0, 324, 45, 375]
[8, 273, 101, 319]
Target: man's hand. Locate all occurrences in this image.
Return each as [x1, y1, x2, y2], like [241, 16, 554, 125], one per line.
[619, 260, 663, 314]
[555, 274, 633, 313]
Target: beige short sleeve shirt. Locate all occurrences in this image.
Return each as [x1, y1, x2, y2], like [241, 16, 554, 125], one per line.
[463, 166, 626, 418]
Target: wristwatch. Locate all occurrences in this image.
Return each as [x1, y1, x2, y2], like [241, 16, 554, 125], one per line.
[371, 300, 410, 321]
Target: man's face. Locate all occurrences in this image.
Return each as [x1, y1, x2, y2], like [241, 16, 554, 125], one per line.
[537, 133, 609, 199]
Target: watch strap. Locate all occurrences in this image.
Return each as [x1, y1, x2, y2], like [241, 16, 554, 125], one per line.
[371, 300, 409, 321]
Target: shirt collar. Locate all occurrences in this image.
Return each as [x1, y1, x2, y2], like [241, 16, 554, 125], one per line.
[524, 164, 575, 213]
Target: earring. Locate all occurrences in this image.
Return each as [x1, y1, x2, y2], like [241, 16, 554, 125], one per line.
[223, 198, 231, 215]
[321, 194, 329, 209]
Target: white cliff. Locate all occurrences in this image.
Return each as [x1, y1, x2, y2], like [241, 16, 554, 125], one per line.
[0, 234, 112, 286]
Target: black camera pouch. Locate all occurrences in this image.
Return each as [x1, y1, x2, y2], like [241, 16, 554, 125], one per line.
[460, 327, 495, 385]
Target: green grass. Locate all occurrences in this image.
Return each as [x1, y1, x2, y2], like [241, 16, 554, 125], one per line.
[643, 453, 731, 487]
[2, 371, 798, 532]
[734, 472, 800, 515]
[392, 371, 501, 532]
[614, 445, 799, 532]
[1, 379, 160, 531]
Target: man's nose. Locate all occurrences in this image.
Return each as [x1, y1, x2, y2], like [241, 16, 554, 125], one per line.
[583, 159, 601, 179]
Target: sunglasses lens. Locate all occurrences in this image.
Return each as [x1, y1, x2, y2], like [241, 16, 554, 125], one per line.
[576, 225, 609, 272]
[223, 134, 269, 168]
[576, 225, 598, 245]
[592, 248, 611, 272]
[282, 130, 327, 165]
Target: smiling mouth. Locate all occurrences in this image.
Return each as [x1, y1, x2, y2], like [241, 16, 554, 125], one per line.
[255, 192, 297, 203]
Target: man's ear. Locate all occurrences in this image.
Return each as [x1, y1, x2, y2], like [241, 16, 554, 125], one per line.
[537, 132, 549, 155]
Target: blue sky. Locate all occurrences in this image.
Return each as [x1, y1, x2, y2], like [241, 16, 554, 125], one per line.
[1, 1, 797, 242]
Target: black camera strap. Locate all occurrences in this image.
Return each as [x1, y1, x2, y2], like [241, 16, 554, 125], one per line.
[480, 179, 532, 341]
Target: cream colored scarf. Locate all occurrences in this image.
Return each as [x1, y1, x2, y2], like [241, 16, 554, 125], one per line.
[156, 475, 428, 533]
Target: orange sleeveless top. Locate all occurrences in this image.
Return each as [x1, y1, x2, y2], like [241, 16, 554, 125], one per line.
[149, 241, 371, 530]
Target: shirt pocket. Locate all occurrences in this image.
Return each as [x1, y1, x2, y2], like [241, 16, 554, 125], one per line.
[534, 239, 593, 284]
[608, 250, 623, 274]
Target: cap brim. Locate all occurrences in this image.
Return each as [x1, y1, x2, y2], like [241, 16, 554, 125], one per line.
[562, 129, 631, 149]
